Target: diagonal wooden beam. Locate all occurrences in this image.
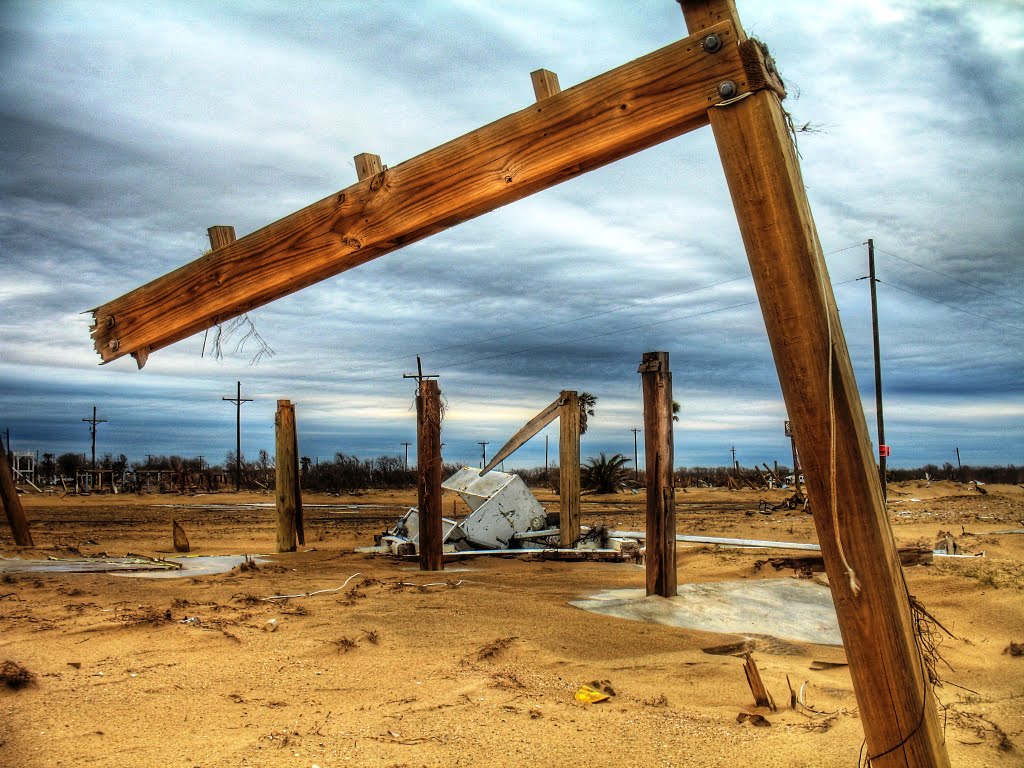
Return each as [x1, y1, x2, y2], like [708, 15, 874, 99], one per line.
[90, 21, 768, 365]
[481, 395, 562, 475]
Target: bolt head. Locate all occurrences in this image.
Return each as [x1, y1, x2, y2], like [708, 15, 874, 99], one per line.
[718, 80, 738, 99]
[702, 34, 721, 53]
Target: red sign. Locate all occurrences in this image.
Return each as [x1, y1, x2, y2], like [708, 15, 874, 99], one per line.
[879, 444, 891, 458]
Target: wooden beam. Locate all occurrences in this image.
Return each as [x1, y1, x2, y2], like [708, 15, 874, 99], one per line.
[558, 390, 581, 548]
[530, 68, 561, 100]
[482, 395, 561, 474]
[640, 351, 676, 597]
[275, 399, 300, 552]
[417, 379, 443, 571]
[91, 21, 761, 364]
[0, 442, 33, 546]
[353, 153, 383, 182]
[679, 3, 949, 765]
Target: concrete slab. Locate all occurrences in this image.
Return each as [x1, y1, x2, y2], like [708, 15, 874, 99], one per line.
[570, 578, 842, 646]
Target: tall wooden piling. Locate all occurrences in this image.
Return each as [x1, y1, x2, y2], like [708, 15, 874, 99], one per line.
[417, 379, 443, 571]
[680, 3, 949, 765]
[0, 442, 33, 546]
[558, 390, 581, 548]
[639, 351, 676, 597]
[275, 399, 302, 552]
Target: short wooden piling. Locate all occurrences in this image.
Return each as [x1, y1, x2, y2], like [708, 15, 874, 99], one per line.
[639, 351, 676, 597]
[275, 399, 302, 552]
[558, 390, 581, 548]
[417, 379, 443, 571]
[0, 442, 33, 546]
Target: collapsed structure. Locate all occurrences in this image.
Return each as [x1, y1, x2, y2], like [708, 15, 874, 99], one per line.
[364, 468, 628, 557]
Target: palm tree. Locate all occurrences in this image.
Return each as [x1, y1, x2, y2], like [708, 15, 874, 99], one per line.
[581, 452, 632, 494]
[672, 400, 681, 423]
[579, 392, 598, 435]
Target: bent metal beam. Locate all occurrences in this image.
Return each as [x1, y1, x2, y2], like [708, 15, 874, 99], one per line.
[90, 21, 776, 366]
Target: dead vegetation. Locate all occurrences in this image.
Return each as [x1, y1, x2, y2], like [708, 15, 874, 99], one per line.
[1, 660, 36, 690]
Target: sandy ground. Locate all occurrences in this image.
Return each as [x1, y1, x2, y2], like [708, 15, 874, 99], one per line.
[1, 481, 1022, 767]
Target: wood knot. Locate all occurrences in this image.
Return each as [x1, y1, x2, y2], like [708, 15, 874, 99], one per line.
[369, 169, 387, 192]
[342, 236, 362, 250]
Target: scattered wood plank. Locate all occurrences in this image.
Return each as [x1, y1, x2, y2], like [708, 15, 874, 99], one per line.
[742, 652, 776, 711]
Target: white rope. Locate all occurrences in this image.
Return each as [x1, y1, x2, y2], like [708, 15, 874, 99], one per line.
[262, 572, 363, 601]
[818, 264, 861, 598]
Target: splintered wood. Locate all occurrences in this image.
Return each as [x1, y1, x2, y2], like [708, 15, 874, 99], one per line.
[742, 653, 776, 711]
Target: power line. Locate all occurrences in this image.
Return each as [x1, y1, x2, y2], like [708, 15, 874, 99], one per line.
[874, 246, 1024, 308]
[878, 280, 1023, 331]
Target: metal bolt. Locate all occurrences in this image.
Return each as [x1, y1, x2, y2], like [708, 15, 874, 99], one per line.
[108, 339, 120, 352]
[718, 80, 738, 99]
[105, 316, 115, 328]
[702, 34, 721, 53]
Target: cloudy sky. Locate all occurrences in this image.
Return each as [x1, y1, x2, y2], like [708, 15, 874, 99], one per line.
[1, 0, 1021, 472]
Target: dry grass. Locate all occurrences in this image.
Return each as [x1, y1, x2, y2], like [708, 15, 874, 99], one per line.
[1, 660, 36, 690]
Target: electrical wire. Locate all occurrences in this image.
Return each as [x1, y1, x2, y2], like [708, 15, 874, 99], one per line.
[875, 246, 1024, 309]
[879, 280, 1023, 331]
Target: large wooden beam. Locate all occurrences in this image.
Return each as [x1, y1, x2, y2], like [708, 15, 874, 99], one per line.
[90, 21, 766, 365]
[558, 390, 580, 548]
[679, 3, 949, 766]
[640, 351, 676, 597]
[417, 379, 443, 571]
[481, 395, 561, 475]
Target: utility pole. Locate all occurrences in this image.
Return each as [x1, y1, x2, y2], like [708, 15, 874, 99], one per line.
[401, 441, 412, 470]
[631, 428, 642, 480]
[478, 442, 489, 470]
[222, 381, 252, 492]
[81, 407, 107, 491]
[730, 445, 737, 475]
[866, 238, 888, 499]
[544, 434, 549, 479]
[955, 447, 962, 483]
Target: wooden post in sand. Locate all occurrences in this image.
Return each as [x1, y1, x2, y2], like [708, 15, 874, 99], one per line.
[416, 379, 443, 571]
[639, 351, 675, 597]
[558, 390, 581, 548]
[275, 399, 303, 552]
[0, 442, 33, 546]
[679, 2, 949, 765]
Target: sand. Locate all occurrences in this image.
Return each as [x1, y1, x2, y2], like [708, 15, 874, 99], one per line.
[1, 481, 1022, 767]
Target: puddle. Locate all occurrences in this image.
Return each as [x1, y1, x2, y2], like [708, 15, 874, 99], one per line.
[114, 555, 269, 578]
[0, 554, 268, 579]
[570, 579, 842, 646]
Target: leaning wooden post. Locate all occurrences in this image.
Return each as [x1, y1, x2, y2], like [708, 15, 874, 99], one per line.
[639, 351, 676, 597]
[0, 442, 33, 546]
[417, 379, 443, 571]
[558, 390, 581, 548]
[275, 399, 301, 552]
[680, 3, 949, 765]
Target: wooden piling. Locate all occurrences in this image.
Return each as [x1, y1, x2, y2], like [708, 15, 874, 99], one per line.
[417, 379, 443, 571]
[680, 3, 949, 764]
[354, 153, 384, 182]
[558, 390, 581, 548]
[639, 351, 676, 597]
[275, 399, 301, 553]
[0, 442, 33, 546]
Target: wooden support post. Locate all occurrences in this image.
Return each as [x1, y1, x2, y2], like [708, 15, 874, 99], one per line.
[353, 153, 384, 182]
[530, 69, 561, 101]
[275, 399, 302, 552]
[639, 351, 676, 597]
[417, 379, 443, 571]
[680, 3, 949, 765]
[0, 442, 33, 546]
[558, 390, 581, 548]
[207, 225, 236, 250]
